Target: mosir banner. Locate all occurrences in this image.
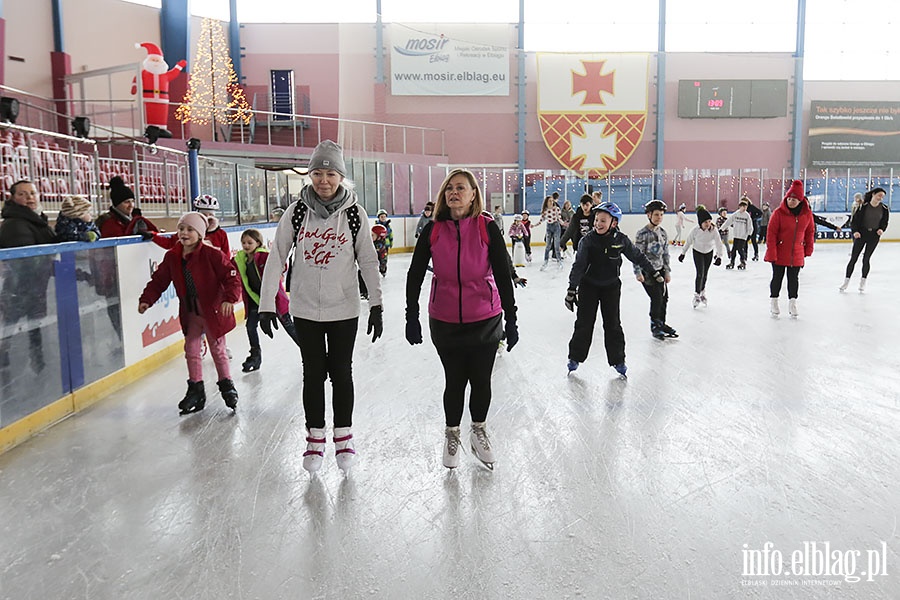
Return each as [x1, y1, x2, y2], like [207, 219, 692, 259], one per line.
[390, 24, 509, 96]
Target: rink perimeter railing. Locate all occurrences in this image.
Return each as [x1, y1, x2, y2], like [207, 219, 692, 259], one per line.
[0, 226, 276, 454]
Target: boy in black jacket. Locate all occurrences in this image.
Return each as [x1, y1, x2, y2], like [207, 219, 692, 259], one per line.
[560, 194, 595, 252]
[564, 203, 661, 379]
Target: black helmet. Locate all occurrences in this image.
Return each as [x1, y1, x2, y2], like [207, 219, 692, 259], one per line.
[644, 199, 666, 213]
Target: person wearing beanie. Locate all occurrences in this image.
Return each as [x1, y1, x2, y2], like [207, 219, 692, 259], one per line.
[634, 199, 676, 339]
[96, 176, 136, 238]
[147, 194, 228, 254]
[257, 139, 383, 474]
[55, 196, 102, 242]
[719, 198, 754, 269]
[678, 205, 726, 308]
[415, 201, 434, 238]
[138, 211, 243, 415]
[840, 187, 889, 292]
[764, 179, 815, 317]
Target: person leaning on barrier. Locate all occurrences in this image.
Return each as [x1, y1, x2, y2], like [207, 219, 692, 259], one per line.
[0, 180, 56, 248]
[0, 180, 56, 376]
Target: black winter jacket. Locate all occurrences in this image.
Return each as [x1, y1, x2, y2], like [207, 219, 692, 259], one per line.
[850, 201, 889, 234]
[568, 227, 655, 289]
[0, 201, 56, 248]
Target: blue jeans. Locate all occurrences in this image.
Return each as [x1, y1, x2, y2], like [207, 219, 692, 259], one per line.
[544, 222, 561, 262]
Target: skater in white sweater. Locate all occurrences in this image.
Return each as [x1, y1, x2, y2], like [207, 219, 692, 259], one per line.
[678, 206, 725, 308]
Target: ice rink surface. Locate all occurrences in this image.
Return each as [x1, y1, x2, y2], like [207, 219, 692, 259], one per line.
[1, 242, 898, 599]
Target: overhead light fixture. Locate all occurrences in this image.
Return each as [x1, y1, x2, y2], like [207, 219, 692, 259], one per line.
[0, 97, 20, 124]
[71, 116, 90, 138]
[187, 137, 202, 151]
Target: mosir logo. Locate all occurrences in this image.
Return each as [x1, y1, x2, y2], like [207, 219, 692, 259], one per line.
[537, 53, 650, 177]
[394, 34, 450, 57]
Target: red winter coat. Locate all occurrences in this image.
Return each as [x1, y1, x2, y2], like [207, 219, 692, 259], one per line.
[96, 209, 131, 238]
[139, 241, 243, 340]
[764, 198, 815, 267]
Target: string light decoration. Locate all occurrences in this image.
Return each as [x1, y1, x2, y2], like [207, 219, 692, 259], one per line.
[175, 18, 252, 130]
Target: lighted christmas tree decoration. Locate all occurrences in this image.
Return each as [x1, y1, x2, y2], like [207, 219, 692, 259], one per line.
[175, 18, 252, 132]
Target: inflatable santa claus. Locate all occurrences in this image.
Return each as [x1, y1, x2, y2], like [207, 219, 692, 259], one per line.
[131, 42, 186, 136]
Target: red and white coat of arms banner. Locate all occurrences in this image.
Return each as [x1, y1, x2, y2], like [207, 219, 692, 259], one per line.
[537, 53, 650, 177]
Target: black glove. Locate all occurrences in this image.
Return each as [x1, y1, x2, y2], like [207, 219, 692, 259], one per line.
[514, 277, 527, 288]
[677, 253, 685, 263]
[139, 231, 155, 241]
[367, 305, 383, 343]
[653, 269, 666, 283]
[259, 312, 279, 338]
[564, 288, 578, 312]
[713, 257, 722, 267]
[405, 316, 423, 345]
[505, 319, 519, 352]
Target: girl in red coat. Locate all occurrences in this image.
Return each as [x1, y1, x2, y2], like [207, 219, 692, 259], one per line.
[765, 180, 815, 318]
[138, 212, 243, 414]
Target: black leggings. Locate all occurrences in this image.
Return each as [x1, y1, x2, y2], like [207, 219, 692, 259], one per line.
[845, 232, 880, 278]
[692, 249, 713, 293]
[770, 264, 801, 299]
[751, 220, 760, 257]
[523, 234, 532, 256]
[294, 317, 358, 429]
[568, 280, 625, 366]
[245, 303, 299, 349]
[436, 343, 498, 427]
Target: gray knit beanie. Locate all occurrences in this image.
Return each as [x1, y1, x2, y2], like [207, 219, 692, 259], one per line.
[307, 140, 346, 176]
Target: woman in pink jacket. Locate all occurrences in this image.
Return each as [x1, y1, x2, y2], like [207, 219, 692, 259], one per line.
[406, 169, 518, 470]
[764, 180, 815, 318]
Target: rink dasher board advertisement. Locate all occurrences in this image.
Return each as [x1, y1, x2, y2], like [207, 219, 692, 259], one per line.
[118, 227, 277, 367]
[808, 101, 900, 167]
[389, 24, 509, 96]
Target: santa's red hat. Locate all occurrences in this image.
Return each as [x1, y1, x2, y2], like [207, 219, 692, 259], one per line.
[135, 42, 163, 57]
[783, 179, 805, 201]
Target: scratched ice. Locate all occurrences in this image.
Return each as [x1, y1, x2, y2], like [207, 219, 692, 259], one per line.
[1, 244, 898, 599]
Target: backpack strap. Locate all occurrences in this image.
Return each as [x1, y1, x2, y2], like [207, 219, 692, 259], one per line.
[287, 201, 362, 286]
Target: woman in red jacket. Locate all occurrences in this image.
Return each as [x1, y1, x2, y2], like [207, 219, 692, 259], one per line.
[765, 180, 815, 318]
[139, 212, 243, 414]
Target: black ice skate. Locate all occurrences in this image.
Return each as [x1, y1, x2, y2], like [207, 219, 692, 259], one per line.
[241, 347, 261, 372]
[737, 262, 747, 270]
[725, 263, 735, 270]
[651, 320, 666, 340]
[217, 378, 239, 411]
[660, 323, 679, 338]
[179, 380, 206, 415]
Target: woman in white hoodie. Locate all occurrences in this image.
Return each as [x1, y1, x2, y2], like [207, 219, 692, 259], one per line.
[258, 140, 384, 474]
